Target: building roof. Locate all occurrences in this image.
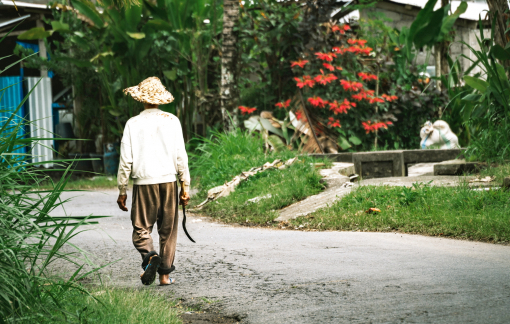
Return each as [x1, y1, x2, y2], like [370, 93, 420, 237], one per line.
[0, 0, 50, 10]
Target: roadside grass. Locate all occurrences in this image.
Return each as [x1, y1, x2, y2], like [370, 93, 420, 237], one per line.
[189, 128, 331, 223]
[41, 286, 183, 323]
[38, 176, 125, 190]
[190, 128, 330, 190]
[193, 157, 326, 224]
[289, 183, 510, 243]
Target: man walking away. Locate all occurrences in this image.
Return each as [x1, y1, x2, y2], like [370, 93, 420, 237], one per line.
[116, 77, 190, 286]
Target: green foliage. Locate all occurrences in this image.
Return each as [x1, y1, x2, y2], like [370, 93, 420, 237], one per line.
[16, 0, 223, 145]
[237, 0, 303, 113]
[190, 128, 297, 189]
[399, 0, 467, 60]
[452, 19, 510, 162]
[291, 184, 510, 243]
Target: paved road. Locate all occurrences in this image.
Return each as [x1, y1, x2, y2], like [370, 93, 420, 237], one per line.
[52, 190, 510, 324]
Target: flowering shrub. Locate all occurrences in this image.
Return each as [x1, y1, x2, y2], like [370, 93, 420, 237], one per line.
[276, 22, 399, 150]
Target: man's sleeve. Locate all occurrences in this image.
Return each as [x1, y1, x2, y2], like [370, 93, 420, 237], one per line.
[175, 119, 190, 191]
[117, 123, 133, 195]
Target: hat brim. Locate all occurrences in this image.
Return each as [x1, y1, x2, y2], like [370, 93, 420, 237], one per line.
[123, 86, 174, 105]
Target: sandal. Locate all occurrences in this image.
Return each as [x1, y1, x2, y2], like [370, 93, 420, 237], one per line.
[140, 255, 161, 285]
[159, 278, 176, 286]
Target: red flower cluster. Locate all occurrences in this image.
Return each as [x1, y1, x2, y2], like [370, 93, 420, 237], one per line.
[314, 73, 338, 85]
[331, 24, 350, 34]
[362, 121, 393, 134]
[315, 52, 337, 62]
[307, 96, 328, 108]
[382, 94, 398, 102]
[295, 110, 305, 121]
[347, 39, 368, 47]
[328, 99, 356, 115]
[351, 88, 375, 101]
[290, 59, 309, 68]
[368, 97, 385, 104]
[340, 80, 363, 91]
[322, 63, 334, 71]
[238, 106, 257, 115]
[327, 117, 341, 128]
[332, 46, 372, 56]
[275, 99, 291, 109]
[294, 75, 315, 88]
[344, 46, 373, 56]
[358, 72, 378, 82]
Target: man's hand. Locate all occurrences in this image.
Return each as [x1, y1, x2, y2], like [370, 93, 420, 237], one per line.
[180, 191, 190, 206]
[117, 195, 128, 211]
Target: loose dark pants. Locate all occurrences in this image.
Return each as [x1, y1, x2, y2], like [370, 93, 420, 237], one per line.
[131, 181, 178, 275]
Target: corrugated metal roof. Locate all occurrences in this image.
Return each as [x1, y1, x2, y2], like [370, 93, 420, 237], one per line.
[0, 76, 27, 155]
[26, 77, 53, 167]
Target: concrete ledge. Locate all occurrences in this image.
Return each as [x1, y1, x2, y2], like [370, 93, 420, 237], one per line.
[352, 151, 405, 179]
[309, 149, 468, 179]
[433, 159, 487, 175]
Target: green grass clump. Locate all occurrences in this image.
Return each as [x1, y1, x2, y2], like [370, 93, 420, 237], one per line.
[198, 158, 325, 224]
[291, 183, 510, 243]
[190, 129, 302, 190]
[41, 287, 182, 324]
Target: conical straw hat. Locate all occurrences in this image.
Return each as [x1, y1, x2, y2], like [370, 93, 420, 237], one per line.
[123, 77, 174, 105]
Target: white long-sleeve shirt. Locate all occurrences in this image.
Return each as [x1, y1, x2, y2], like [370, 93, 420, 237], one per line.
[117, 109, 190, 195]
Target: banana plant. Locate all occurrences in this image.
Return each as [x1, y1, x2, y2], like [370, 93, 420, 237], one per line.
[389, 0, 468, 65]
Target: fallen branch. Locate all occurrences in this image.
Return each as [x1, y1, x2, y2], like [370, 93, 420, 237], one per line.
[193, 157, 298, 210]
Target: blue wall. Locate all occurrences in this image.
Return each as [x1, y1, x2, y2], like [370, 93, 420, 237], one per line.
[0, 76, 27, 154]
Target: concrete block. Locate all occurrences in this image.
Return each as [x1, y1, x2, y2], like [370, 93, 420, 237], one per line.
[403, 149, 463, 176]
[352, 151, 405, 179]
[433, 159, 487, 175]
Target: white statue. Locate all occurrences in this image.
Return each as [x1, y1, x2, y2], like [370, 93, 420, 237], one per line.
[420, 120, 459, 149]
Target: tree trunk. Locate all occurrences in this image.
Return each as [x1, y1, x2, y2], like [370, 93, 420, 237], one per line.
[220, 0, 239, 131]
[434, 44, 442, 91]
[434, 0, 449, 90]
[486, 0, 510, 49]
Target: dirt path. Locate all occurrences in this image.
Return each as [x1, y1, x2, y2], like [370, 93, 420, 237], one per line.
[51, 190, 510, 324]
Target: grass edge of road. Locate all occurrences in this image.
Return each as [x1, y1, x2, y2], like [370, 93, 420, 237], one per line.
[194, 164, 510, 244]
[286, 182, 510, 243]
[40, 285, 192, 324]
